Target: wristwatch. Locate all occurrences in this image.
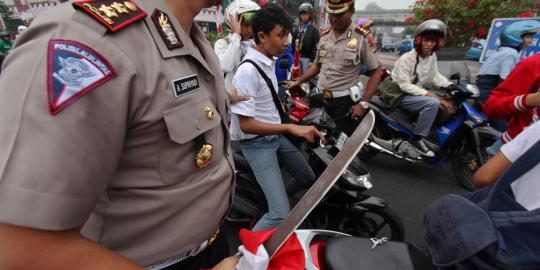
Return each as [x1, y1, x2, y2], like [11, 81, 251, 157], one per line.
[359, 101, 370, 109]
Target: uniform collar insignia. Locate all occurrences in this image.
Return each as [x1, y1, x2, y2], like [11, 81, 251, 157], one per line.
[73, 0, 147, 33]
[152, 9, 183, 50]
[47, 39, 116, 115]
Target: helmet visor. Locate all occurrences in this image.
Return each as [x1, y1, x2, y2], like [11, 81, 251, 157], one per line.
[241, 12, 256, 24]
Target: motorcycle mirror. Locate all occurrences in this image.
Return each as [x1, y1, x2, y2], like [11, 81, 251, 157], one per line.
[309, 93, 327, 108]
[278, 59, 290, 69]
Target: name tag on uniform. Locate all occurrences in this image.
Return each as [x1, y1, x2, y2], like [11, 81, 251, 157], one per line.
[172, 75, 199, 97]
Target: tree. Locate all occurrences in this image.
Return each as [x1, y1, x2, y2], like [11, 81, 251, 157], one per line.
[410, 0, 539, 47]
[0, 2, 24, 35]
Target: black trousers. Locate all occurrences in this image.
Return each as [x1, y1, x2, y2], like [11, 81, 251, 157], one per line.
[325, 96, 360, 136]
[162, 229, 231, 270]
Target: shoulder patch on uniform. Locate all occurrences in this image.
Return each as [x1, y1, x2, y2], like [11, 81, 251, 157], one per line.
[320, 27, 331, 36]
[73, 0, 147, 33]
[151, 9, 183, 50]
[47, 39, 116, 115]
[355, 26, 370, 37]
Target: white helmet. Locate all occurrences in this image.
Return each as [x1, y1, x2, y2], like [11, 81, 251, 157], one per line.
[17, 25, 27, 33]
[224, 0, 261, 26]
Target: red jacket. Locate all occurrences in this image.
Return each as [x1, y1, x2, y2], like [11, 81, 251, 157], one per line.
[483, 53, 540, 143]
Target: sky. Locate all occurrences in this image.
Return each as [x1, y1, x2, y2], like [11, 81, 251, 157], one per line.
[355, 0, 415, 10]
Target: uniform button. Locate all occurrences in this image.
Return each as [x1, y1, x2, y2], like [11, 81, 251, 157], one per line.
[204, 106, 215, 119]
[205, 74, 213, 81]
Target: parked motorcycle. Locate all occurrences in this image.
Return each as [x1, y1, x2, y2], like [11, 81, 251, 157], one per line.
[227, 93, 405, 241]
[364, 73, 500, 190]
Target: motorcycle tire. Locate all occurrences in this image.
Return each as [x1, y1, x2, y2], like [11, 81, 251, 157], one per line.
[451, 144, 481, 191]
[337, 207, 405, 241]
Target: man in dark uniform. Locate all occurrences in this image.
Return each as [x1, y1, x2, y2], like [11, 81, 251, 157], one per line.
[286, 0, 382, 136]
[0, 1, 238, 269]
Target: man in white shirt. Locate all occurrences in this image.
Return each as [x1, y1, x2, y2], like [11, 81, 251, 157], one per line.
[230, 5, 323, 231]
[391, 19, 454, 157]
[214, 0, 260, 102]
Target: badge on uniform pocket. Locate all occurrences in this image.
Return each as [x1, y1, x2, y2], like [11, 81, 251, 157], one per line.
[172, 74, 200, 97]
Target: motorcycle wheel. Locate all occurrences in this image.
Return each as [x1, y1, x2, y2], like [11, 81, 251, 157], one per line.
[451, 144, 483, 191]
[340, 207, 405, 241]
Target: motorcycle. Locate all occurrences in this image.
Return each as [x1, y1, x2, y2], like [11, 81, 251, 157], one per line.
[227, 93, 405, 241]
[363, 71, 500, 191]
[296, 229, 435, 270]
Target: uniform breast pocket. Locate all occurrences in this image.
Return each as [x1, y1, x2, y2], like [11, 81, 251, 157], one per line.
[159, 99, 222, 185]
[342, 50, 358, 66]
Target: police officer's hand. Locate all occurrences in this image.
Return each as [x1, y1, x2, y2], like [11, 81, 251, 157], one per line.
[288, 124, 326, 143]
[212, 255, 241, 270]
[231, 15, 242, 35]
[228, 88, 250, 104]
[351, 104, 367, 120]
[284, 80, 299, 90]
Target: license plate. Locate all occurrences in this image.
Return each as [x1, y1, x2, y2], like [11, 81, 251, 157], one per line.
[335, 132, 349, 150]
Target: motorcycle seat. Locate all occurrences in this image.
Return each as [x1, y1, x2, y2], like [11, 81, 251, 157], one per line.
[370, 96, 417, 132]
[324, 236, 436, 270]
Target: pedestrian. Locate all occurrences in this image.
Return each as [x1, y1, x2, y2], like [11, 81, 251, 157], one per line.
[0, 32, 13, 54]
[286, 0, 382, 137]
[483, 53, 540, 150]
[477, 20, 540, 132]
[380, 19, 454, 157]
[0, 1, 240, 269]
[214, 0, 260, 103]
[230, 4, 324, 231]
[292, 2, 320, 74]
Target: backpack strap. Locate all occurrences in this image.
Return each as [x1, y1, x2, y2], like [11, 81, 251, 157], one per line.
[240, 59, 287, 117]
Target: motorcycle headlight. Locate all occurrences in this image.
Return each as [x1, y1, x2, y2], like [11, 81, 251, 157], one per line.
[342, 170, 373, 189]
[466, 84, 480, 98]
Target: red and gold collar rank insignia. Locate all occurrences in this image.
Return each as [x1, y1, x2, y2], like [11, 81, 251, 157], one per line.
[73, 0, 147, 33]
[151, 9, 183, 50]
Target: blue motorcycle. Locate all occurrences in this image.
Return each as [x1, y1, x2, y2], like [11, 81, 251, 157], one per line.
[363, 73, 500, 190]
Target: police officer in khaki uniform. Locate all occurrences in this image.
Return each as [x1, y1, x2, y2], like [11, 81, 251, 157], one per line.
[287, 0, 381, 136]
[0, 1, 239, 270]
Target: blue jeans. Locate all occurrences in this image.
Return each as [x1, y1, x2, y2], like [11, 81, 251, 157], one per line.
[238, 135, 316, 231]
[399, 95, 440, 137]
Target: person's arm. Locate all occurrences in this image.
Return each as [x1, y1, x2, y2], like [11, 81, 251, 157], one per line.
[473, 152, 512, 188]
[0, 224, 144, 270]
[285, 62, 321, 89]
[214, 36, 242, 74]
[483, 57, 539, 119]
[498, 53, 518, 80]
[430, 55, 451, 88]
[238, 115, 324, 143]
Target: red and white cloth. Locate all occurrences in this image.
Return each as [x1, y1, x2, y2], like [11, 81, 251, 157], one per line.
[236, 228, 305, 270]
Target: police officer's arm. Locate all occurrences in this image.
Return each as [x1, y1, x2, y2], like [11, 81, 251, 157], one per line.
[0, 224, 145, 270]
[285, 62, 321, 89]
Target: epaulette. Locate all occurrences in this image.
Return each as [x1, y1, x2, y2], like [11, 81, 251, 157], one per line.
[355, 26, 370, 37]
[320, 27, 331, 36]
[73, 0, 147, 33]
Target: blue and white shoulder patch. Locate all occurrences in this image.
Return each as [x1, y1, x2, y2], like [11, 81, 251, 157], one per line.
[47, 39, 116, 115]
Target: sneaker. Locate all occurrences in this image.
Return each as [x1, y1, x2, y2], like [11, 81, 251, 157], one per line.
[410, 138, 435, 157]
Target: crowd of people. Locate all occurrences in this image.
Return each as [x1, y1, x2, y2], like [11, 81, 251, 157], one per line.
[0, 0, 539, 269]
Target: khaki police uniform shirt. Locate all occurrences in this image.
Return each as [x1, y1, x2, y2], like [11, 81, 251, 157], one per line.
[315, 23, 379, 91]
[0, 0, 234, 267]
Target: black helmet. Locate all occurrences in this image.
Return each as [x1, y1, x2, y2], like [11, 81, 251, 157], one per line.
[414, 19, 446, 52]
[298, 2, 313, 14]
